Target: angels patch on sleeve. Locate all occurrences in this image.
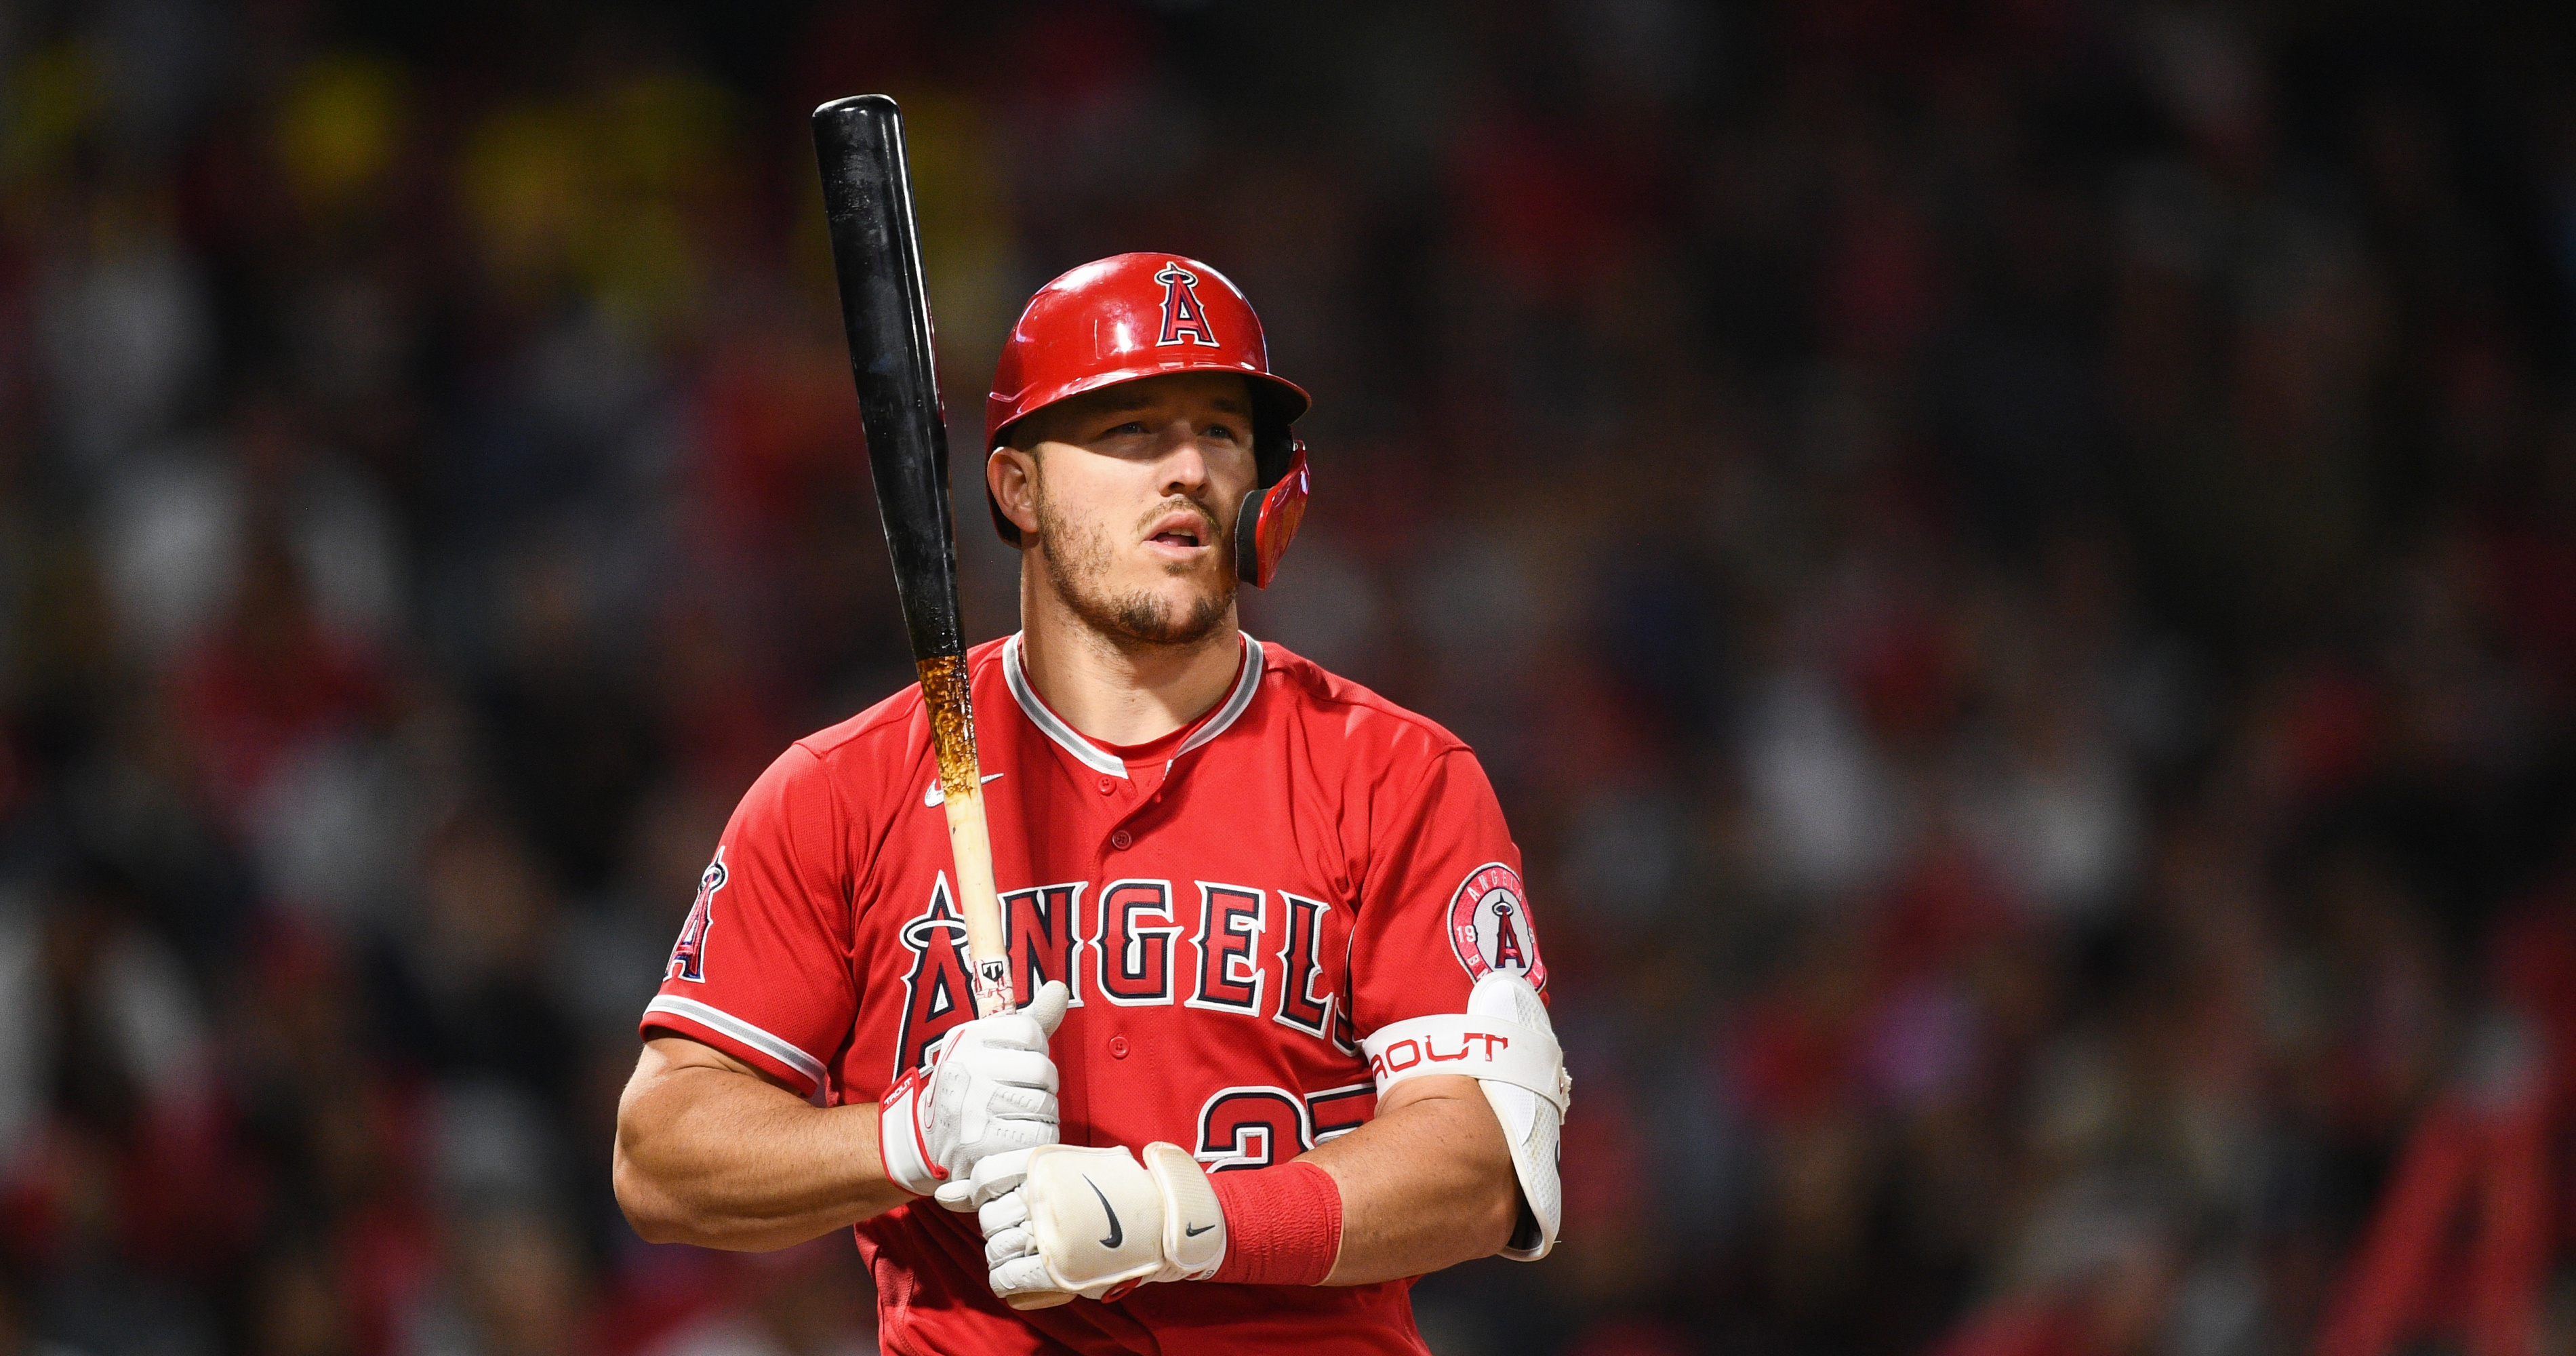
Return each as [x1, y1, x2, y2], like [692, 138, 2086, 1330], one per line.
[1448, 862, 1546, 991]
[666, 848, 726, 982]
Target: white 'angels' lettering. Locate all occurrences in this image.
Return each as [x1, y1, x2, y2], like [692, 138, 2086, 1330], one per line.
[1272, 892, 1335, 1039]
[1185, 881, 1266, 1015]
[1003, 881, 1087, 1007]
[1097, 879, 1182, 1006]
[893, 873, 975, 1074]
[888, 873, 1361, 1077]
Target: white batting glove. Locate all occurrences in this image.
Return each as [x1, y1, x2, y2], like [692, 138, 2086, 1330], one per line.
[969, 1142, 1226, 1309]
[877, 980, 1070, 1205]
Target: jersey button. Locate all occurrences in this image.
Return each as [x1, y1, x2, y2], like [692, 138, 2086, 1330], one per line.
[1108, 1035, 1131, 1059]
[1109, 829, 1133, 850]
[1098, 776, 1114, 794]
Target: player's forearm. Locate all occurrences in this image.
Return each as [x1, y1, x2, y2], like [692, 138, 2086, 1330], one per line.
[1298, 1076, 1518, 1285]
[614, 1040, 914, 1250]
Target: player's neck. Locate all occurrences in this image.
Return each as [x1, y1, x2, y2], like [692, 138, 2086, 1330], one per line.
[1016, 572, 1243, 747]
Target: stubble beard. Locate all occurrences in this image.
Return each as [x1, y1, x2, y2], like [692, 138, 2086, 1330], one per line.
[1032, 481, 1234, 650]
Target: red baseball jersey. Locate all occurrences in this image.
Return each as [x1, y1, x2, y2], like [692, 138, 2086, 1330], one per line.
[640, 633, 1549, 1355]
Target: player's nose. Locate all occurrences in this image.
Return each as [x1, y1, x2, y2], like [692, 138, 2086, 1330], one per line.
[1155, 422, 1212, 497]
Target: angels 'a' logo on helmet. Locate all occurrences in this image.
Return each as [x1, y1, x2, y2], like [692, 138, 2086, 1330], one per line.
[1154, 262, 1222, 348]
[1447, 862, 1546, 991]
[667, 848, 725, 982]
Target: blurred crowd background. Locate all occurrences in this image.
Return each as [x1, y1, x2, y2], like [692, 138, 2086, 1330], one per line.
[7, 1, 2576, 1353]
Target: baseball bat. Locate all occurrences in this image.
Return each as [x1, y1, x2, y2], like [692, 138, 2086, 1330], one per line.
[813, 94, 1015, 1019]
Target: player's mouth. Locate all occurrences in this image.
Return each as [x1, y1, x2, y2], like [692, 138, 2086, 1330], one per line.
[1142, 509, 1217, 559]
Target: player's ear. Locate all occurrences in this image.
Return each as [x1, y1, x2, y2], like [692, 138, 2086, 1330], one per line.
[988, 447, 1041, 540]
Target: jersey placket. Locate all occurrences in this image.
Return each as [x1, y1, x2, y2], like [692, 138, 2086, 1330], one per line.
[1001, 633, 1213, 862]
[1063, 763, 1145, 854]
[1098, 758, 1177, 859]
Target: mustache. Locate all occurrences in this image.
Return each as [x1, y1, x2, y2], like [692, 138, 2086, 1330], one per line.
[1136, 496, 1226, 544]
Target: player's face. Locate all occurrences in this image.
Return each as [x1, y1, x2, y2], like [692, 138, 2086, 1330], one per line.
[1014, 372, 1258, 648]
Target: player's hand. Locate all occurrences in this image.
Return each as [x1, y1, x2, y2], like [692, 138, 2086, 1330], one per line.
[971, 1142, 1226, 1308]
[877, 980, 1070, 1205]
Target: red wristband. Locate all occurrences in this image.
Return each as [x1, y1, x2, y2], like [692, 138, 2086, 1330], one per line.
[1207, 1161, 1343, 1286]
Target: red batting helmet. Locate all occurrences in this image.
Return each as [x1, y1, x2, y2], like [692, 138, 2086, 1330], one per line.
[984, 253, 1311, 588]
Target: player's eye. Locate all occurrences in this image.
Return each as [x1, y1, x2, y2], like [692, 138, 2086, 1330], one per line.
[1203, 423, 1243, 442]
[1101, 420, 1148, 438]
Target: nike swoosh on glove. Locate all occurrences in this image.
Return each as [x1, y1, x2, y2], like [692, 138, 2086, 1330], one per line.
[967, 1142, 1225, 1309]
[877, 980, 1069, 1204]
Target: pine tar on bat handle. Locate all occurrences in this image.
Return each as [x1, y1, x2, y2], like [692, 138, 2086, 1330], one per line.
[813, 94, 1015, 1017]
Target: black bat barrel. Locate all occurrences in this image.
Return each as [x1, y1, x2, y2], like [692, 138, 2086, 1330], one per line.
[813, 94, 964, 663]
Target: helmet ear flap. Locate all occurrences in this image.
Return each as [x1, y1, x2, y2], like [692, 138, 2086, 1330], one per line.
[1232, 490, 1262, 586]
[1233, 441, 1310, 589]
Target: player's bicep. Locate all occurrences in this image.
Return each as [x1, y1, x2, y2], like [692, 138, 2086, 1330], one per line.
[1376, 1071, 1479, 1110]
[637, 1033, 778, 1088]
[615, 1031, 893, 1245]
[622, 1037, 813, 1134]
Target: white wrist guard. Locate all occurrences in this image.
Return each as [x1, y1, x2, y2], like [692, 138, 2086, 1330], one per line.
[1361, 972, 1570, 1260]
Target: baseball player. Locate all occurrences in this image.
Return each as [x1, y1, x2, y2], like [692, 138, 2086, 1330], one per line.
[613, 254, 1569, 1353]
